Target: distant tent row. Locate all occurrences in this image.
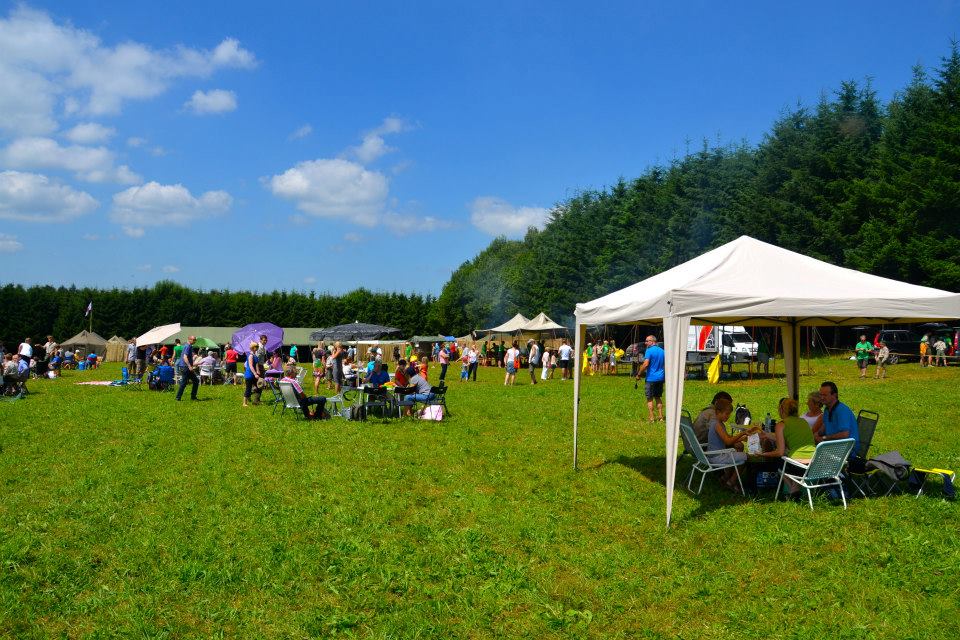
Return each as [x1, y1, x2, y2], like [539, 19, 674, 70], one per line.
[478, 312, 569, 341]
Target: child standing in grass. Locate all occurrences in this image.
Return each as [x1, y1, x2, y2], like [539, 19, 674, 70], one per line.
[875, 341, 889, 379]
[459, 351, 469, 381]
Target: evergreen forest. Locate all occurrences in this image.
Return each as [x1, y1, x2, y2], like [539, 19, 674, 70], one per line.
[4, 46, 960, 345]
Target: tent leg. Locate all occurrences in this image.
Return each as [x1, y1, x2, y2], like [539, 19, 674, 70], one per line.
[572, 322, 585, 470]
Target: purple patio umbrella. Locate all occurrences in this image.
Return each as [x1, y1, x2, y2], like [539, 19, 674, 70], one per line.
[232, 322, 284, 355]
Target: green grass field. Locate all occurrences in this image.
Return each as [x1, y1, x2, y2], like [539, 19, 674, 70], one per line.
[2, 358, 958, 638]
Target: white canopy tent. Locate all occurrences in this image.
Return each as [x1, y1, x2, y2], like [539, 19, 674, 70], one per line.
[485, 313, 531, 333]
[572, 236, 960, 527]
[136, 323, 181, 347]
[522, 312, 568, 333]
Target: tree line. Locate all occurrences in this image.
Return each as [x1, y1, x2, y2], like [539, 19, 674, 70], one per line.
[429, 45, 960, 335]
[0, 281, 436, 347]
[4, 46, 960, 344]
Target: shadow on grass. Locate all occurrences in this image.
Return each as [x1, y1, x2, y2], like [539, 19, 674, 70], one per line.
[601, 454, 750, 520]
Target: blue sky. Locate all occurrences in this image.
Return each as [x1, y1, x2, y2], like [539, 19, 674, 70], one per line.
[0, 1, 957, 296]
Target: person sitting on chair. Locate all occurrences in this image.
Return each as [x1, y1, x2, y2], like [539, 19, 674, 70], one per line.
[394, 359, 409, 387]
[48, 352, 62, 377]
[281, 365, 326, 419]
[693, 391, 734, 444]
[150, 360, 175, 390]
[705, 398, 751, 492]
[2, 354, 17, 393]
[399, 370, 435, 417]
[342, 358, 357, 387]
[814, 380, 861, 462]
[754, 397, 816, 497]
[365, 360, 390, 388]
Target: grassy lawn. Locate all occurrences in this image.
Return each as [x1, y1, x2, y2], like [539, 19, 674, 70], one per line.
[1, 358, 958, 638]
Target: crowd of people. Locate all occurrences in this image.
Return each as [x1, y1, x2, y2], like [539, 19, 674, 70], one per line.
[691, 381, 861, 499]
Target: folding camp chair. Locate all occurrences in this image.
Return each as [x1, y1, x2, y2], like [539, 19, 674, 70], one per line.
[392, 388, 417, 418]
[360, 387, 389, 420]
[679, 421, 744, 495]
[776, 438, 856, 510]
[678, 409, 695, 459]
[265, 379, 284, 415]
[111, 367, 131, 386]
[421, 383, 450, 418]
[278, 381, 305, 420]
[847, 409, 879, 497]
[912, 467, 956, 499]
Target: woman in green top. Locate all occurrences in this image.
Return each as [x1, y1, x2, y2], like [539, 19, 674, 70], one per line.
[855, 334, 873, 379]
[757, 397, 816, 497]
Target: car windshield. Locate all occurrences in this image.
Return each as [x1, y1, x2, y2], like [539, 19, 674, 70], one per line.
[730, 332, 753, 343]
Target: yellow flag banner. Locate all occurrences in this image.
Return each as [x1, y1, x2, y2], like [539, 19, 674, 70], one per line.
[707, 354, 722, 384]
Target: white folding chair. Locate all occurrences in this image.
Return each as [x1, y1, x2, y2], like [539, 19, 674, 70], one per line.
[776, 438, 856, 510]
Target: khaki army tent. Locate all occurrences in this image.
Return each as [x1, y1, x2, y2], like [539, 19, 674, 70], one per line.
[62, 330, 108, 358]
[105, 335, 128, 362]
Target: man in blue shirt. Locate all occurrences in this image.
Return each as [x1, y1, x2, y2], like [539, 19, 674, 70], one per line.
[635, 335, 665, 422]
[815, 380, 860, 456]
[175, 336, 200, 401]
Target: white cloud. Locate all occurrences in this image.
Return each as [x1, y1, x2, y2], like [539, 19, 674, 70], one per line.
[266, 158, 388, 226]
[383, 212, 454, 236]
[0, 6, 257, 135]
[289, 124, 312, 140]
[470, 196, 550, 238]
[183, 89, 237, 115]
[136, 263, 152, 271]
[161, 265, 180, 273]
[110, 181, 231, 234]
[0, 233, 23, 253]
[127, 136, 146, 147]
[0, 170, 98, 222]
[0, 136, 141, 184]
[82, 233, 99, 241]
[64, 122, 115, 144]
[303, 276, 317, 284]
[344, 232, 362, 243]
[344, 117, 410, 164]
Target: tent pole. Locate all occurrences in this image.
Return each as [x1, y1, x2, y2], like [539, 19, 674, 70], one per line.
[573, 321, 585, 470]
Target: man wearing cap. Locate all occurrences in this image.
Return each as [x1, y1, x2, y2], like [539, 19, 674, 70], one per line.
[176, 335, 200, 401]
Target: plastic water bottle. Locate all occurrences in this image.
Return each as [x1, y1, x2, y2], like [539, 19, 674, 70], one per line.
[764, 412, 773, 431]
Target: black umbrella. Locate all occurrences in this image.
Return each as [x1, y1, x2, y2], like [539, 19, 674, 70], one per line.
[309, 321, 403, 342]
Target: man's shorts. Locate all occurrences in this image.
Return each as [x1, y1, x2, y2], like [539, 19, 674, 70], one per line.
[560, 359, 570, 370]
[857, 359, 868, 370]
[645, 380, 664, 400]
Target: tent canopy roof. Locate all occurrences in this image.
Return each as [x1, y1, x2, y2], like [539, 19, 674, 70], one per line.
[575, 236, 960, 327]
[310, 322, 402, 342]
[162, 326, 237, 346]
[485, 313, 531, 333]
[522, 312, 567, 332]
[410, 335, 447, 343]
[62, 330, 107, 346]
[106, 335, 127, 343]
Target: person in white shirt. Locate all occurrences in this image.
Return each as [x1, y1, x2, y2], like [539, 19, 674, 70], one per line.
[558, 339, 573, 380]
[504, 341, 519, 385]
[527, 339, 540, 385]
[467, 345, 479, 381]
[541, 347, 550, 381]
[18, 338, 33, 359]
[43, 336, 57, 358]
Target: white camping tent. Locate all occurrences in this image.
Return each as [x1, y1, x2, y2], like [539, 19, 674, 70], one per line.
[136, 323, 181, 347]
[572, 236, 960, 528]
[486, 313, 530, 334]
[522, 312, 568, 333]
